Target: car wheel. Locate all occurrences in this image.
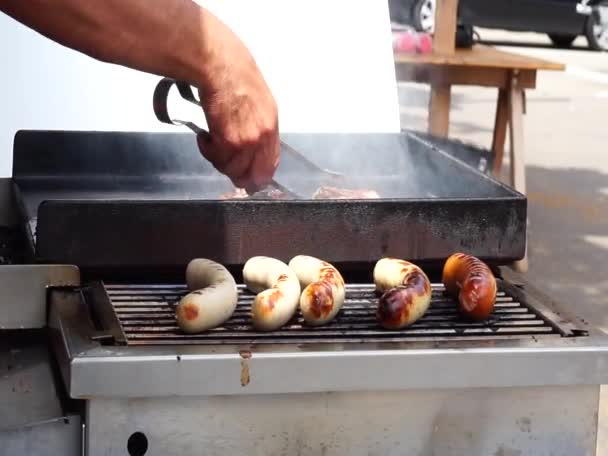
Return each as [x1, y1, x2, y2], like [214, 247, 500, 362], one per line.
[548, 34, 577, 48]
[388, 0, 411, 24]
[585, 3, 608, 51]
[412, 0, 435, 33]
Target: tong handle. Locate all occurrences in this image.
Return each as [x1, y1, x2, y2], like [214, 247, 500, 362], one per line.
[152, 77, 300, 198]
[154, 78, 342, 178]
[153, 77, 207, 136]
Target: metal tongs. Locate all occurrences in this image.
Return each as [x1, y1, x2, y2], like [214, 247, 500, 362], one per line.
[153, 78, 342, 198]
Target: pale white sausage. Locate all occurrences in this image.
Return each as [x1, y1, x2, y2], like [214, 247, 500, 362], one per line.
[288, 255, 345, 326]
[373, 258, 432, 329]
[243, 256, 301, 331]
[176, 259, 238, 333]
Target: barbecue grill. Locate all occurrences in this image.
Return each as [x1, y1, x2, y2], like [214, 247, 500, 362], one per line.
[2, 130, 608, 456]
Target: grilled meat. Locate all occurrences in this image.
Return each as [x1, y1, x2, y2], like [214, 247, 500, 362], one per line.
[312, 186, 380, 200]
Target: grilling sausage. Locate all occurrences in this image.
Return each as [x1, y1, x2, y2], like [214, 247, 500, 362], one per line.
[243, 256, 301, 331]
[288, 255, 345, 325]
[176, 259, 238, 333]
[442, 253, 497, 320]
[373, 258, 432, 329]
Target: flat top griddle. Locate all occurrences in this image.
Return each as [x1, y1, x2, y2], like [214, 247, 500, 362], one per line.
[11, 130, 526, 268]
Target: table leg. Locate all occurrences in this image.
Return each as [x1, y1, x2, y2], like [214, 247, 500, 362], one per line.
[508, 86, 526, 195]
[491, 89, 509, 177]
[508, 82, 529, 272]
[428, 85, 451, 137]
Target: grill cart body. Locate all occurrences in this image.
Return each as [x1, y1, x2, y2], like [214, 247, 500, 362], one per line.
[1, 131, 607, 456]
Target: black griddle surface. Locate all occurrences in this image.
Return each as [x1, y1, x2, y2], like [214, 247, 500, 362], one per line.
[11, 130, 526, 267]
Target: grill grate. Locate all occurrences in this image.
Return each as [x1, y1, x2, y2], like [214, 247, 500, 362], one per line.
[105, 283, 564, 345]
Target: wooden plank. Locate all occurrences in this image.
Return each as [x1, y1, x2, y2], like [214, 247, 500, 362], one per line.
[395, 65, 537, 89]
[428, 85, 451, 136]
[492, 89, 509, 176]
[394, 45, 565, 71]
[507, 75, 529, 273]
[509, 85, 526, 194]
[433, 0, 459, 55]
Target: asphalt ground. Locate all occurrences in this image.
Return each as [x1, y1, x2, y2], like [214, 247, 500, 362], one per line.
[397, 28, 608, 453]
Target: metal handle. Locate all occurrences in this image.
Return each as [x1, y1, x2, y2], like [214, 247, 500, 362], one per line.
[152, 77, 300, 198]
[153, 77, 342, 179]
[153, 77, 207, 136]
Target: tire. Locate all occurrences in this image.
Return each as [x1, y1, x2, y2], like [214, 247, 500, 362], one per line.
[412, 0, 436, 33]
[388, 0, 409, 24]
[548, 34, 577, 49]
[585, 3, 608, 51]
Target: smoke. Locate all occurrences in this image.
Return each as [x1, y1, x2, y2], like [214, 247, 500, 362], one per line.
[278, 131, 507, 200]
[278, 132, 429, 198]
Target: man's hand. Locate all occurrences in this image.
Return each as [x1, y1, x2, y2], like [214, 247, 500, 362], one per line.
[196, 13, 279, 192]
[1, 0, 280, 191]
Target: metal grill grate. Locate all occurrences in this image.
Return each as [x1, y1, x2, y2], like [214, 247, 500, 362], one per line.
[105, 283, 564, 345]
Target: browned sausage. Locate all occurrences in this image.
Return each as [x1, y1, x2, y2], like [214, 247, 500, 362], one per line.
[288, 255, 345, 326]
[373, 258, 432, 329]
[442, 253, 497, 320]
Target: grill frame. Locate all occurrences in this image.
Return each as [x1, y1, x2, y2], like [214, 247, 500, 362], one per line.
[98, 280, 580, 347]
[47, 270, 608, 400]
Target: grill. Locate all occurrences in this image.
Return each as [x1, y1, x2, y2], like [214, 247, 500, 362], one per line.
[106, 281, 566, 346]
[12, 130, 527, 268]
[7, 129, 608, 456]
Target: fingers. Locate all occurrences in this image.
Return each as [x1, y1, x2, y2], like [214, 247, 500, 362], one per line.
[196, 129, 279, 192]
[247, 134, 280, 190]
[197, 133, 229, 170]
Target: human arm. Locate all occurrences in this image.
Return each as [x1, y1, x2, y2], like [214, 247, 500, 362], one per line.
[1, 0, 279, 190]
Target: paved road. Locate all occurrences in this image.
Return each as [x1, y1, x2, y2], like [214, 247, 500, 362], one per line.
[398, 28, 608, 452]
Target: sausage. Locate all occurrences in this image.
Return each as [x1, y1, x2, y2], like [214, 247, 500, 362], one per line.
[243, 256, 301, 331]
[175, 259, 238, 333]
[288, 255, 345, 325]
[373, 258, 432, 329]
[442, 253, 497, 320]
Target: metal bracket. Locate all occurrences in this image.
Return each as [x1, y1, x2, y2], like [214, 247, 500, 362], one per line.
[81, 282, 127, 346]
[0, 265, 80, 329]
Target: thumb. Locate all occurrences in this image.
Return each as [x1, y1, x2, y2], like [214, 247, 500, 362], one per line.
[196, 132, 228, 170]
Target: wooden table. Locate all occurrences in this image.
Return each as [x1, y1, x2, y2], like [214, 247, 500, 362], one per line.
[394, 0, 565, 272]
[394, 45, 565, 196]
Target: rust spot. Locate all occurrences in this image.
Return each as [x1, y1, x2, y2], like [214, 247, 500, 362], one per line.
[240, 358, 250, 386]
[306, 281, 334, 318]
[378, 286, 412, 328]
[276, 274, 289, 282]
[182, 303, 199, 321]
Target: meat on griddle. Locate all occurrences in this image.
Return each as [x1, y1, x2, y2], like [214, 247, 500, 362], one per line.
[220, 185, 379, 200]
[219, 187, 292, 200]
[312, 186, 380, 200]
[219, 188, 248, 200]
[254, 187, 292, 200]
